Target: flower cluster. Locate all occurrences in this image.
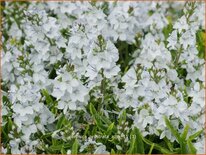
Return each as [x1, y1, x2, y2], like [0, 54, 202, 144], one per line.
[2, 1, 205, 154]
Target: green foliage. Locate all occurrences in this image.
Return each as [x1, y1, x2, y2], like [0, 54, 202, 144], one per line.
[89, 103, 118, 138]
[41, 89, 58, 114]
[71, 139, 79, 154]
[127, 127, 145, 154]
[196, 30, 205, 59]
[163, 23, 173, 41]
[165, 117, 203, 154]
[143, 137, 174, 154]
[2, 2, 204, 154]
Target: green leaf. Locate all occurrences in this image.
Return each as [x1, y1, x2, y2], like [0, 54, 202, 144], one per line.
[100, 114, 112, 125]
[118, 109, 127, 124]
[7, 118, 13, 132]
[41, 89, 53, 105]
[83, 124, 90, 137]
[164, 117, 181, 143]
[49, 145, 63, 151]
[127, 127, 144, 154]
[165, 117, 189, 154]
[134, 127, 145, 154]
[187, 139, 196, 154]
[48, 67, 57, 79]
[126, 131, 136, 154]
[181, 124, 189, 140]
[90, 103, 107, 131]
[143, 137, 174, 154]
[2, 117, 13, 143]
[188, 129, 203, 141]
[148, 143, 154, 154]
[52, 138, 58, 146]
[2, 126, 9, 143]
[163, 23, 173, 40]
[196, 30, 205, 59]
[164, 138, 174, 151]
[71, 139, 79, 154]
[61, 147, 66, 154]
[56, 114, 65, 130]
[111, 149, 115, 154]
[106, 122, 115, 136]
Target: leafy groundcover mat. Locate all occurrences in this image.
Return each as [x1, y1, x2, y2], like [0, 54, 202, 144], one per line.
[1, 1, 205, 154]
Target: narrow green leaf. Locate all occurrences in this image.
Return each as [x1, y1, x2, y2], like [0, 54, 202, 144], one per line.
[142, 137, 174, 154]
[41, 89, 53, 105]
[165, 117, 189, 154]
[100, 115, 117, 132]
[90, 103, 97, 117]
[148, 143, 154, 154]
[2, 127, 9, 143]
[127, 127, 144, 154]
[118, 109, 127, 123]
[63, 143, 71, 148]
[181, 124, 189, 140]
[164, 138, 174, 151]
[126, 131, 136, 154]
[164, 117, 188, 154]
[188, 129, 203, 141]
[100, 115, 112, 125]
[187, 139, 197, 154]
[83, 125, 90, 137]
[180, 125, 190, 154]
[71, 139, 78, 154]
[61, 147, 66, 154]
[181, 141, 188, 154]
[90, 103, 107, 131]
[49, 145, 63, 151]
[7, 118, 13, 132]
[41, 132, 52, 139]
[134, 127, 145, 154]
[56, 114, 65, 129]
[106, 122, 114, 135]
[164, 117, 181, 143]
[111, 149, 115, 154]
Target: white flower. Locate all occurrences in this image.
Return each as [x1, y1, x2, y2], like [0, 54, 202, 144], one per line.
[177, 101, 187, 112]
[67, 150, 71, 154]
[122, 67, 137, 86]
[94, 145, 109, 154]
[12, 104, 34, 117]
[163, 96, 177, 106]
[2, 147, 7, 154]
[194, 82, 200, 91]
[116, 145, 122, 150]
[34, 40, 50, 53]
[9, 22, 22, 39]
[70, 84, 88, 102]
[52, 82, 66, 100]
[80, 138, 102, 152]
[179, 30, 195, 49]
[134, 109, 153, 128]
[167, 30, 178, 49]
[2, 2, 205, 154]
[43, 17, 59, 38]
[104, 65, 120, 78]
[174, 16, 189, 33]
[167, 69, 178, 81]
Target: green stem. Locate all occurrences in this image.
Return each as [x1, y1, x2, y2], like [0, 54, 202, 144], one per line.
[148, 143, 154, 154]
[99, 69, 106, 111]
[174, 46, 183, 67]
[125, 44, 129, 69]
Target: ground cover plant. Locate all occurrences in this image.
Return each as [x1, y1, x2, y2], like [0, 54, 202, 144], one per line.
[1, 1, 205, 154]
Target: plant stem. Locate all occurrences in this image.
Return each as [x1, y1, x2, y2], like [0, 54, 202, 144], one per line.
[99, 69, 106, 111]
